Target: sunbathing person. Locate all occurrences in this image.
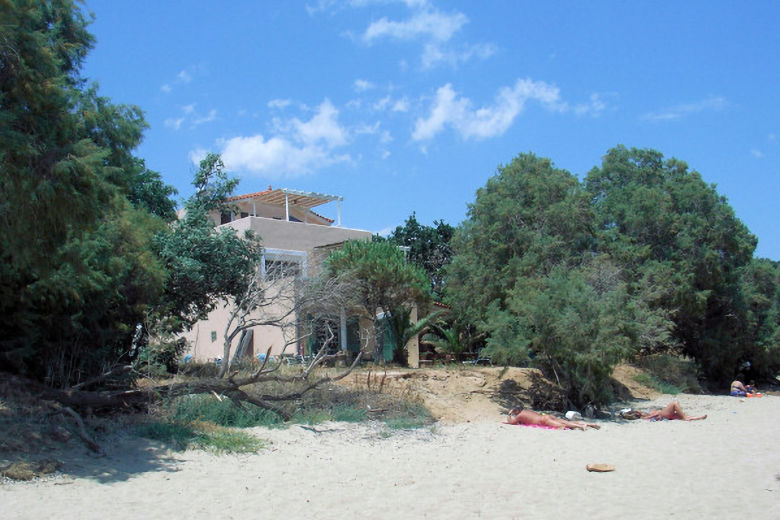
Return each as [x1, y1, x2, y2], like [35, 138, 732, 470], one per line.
[623, 400, 707, 421]
[505, 404, 600, 430]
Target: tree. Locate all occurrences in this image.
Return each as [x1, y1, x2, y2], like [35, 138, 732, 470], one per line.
[385, 213, 454, 299]
[445, 153, 593, 345]
[146, 154, 261, 371]
[384, 307, 443, 365]
[585, 146, 758, 383]
[732, 259, 780, 382]
[325, 240, 430, 362]
[445, 153, 654, 407]
[422, 316, 479, 362]
[0, 0, 177, 386]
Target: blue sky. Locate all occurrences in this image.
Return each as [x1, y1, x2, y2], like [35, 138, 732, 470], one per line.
[83, 1, 779, 260]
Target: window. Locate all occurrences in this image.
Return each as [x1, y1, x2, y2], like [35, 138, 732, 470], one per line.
[211, 331, 217, 342]
[262, 249, 306, 280]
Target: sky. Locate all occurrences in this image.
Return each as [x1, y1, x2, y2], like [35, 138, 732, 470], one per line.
[82, 1, 779, 260]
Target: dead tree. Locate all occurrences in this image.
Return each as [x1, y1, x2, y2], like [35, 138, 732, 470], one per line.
[218, 268, 363, 377]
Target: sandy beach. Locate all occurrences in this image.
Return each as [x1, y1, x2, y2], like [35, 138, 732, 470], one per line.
[2, 393, 777, 520]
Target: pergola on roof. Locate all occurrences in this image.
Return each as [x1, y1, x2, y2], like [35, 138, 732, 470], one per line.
[228, 187, 343, 226]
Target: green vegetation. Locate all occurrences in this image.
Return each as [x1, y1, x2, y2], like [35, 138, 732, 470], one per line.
[383, 212, 455, 300]
[632, 373, 682, 395]
[142, 374, 434, 448]
[446, 150, 780, 407]
[0, 1, 260, 384]
[2, 2, 777, 419]
[383, 402, 434, 430]
[326, 240, 431, 362]
[134, 420, 264, 453]
[635, 354, 702, 395]
[170, 395, 284, 428]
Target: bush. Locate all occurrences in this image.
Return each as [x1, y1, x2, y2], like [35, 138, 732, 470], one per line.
[170, 395, 284, 427]
[135, 420, 264, 453]
[635, 354, 702, 394]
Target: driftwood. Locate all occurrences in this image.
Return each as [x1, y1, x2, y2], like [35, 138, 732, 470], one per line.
[28, 342, 363, 421]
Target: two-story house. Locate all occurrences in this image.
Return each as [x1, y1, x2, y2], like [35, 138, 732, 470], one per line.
[181, 187, 373, 364]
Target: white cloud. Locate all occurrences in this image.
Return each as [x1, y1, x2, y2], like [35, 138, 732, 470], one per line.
[421, 41, 497, 69]
[373, 96, 391, 111]
[188, 148, 209, 166]
[268, 99, 292, 110]
[164, 117, 184, 130]
[192, 109, 217, 127]
[641, 96, 726, 122]
[392, 97, 410, 112]
[573, 93, 609, 117]
[210, 99, 352, 177]
[164, 104, 217, 131]
[412, 79, 564, 141]
[353, 79, 375, 92]
[160, 84, 172, 93]
[308, 0, 429, 15]
[363, 9, 467, 43]
[292, 99, 347, 147]
[751, 149, 765, 159]
[355, 121, 381, 135]
[177, 70, 192, 83]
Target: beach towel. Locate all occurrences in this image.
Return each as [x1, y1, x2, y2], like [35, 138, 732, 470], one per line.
[503, 422, 558, 430]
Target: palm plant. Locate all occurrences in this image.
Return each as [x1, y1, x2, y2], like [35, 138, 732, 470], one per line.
[387, 307, 443, 365]
[423, 319, 470, 361]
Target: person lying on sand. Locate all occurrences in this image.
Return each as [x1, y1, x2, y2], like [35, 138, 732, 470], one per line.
[505, 404, 601, 430]
[622, 400, 707, 421]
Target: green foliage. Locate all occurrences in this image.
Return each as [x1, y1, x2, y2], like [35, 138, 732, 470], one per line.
[170, 395, 284, 428]
[0, 1, 177, 385]
[135, 420, 264, 453]
[446, 153, 593, 332]
[138, 153, 262, 372]
[385, 307, 443, 365]
[326, 240, 431, 361]
[423, 316, 476, 361]
[733, 258, 780, 383]
[632, 373, 682, 395]
[446, 153, 622, 406]
[152, 203, 261, 334]
[634, 354, 702, 394]
[384, 213, 454, 299]
[383, 402, 435, 430]
[500, 266, 634, 407]
[446, 146, 776, 404]
[191, 153, 240, 213]
[585, 146, 758, 384]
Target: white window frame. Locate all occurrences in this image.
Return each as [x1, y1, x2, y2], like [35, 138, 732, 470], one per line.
[260, 248, 307, 280]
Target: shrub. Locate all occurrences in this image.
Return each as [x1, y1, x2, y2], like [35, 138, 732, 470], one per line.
[135, 420, 264, 453]
[170, 395, 284, 427]
[636, 354, 701, 394]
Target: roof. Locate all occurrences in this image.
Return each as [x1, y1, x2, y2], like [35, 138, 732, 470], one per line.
[227, 187, 342, 209]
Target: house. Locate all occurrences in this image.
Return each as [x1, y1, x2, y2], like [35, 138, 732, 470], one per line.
[181, 187, 373, 364]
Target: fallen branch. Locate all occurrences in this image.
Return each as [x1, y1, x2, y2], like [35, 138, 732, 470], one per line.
[46, 403, 103, 455]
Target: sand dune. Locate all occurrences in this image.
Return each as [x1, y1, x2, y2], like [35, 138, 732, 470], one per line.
[2, 394, 778, 520]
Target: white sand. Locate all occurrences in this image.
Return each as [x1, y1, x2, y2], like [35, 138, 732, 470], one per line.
[2, 394, 778, 520]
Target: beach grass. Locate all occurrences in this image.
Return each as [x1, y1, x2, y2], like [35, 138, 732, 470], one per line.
[134, 419, 265, 453]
